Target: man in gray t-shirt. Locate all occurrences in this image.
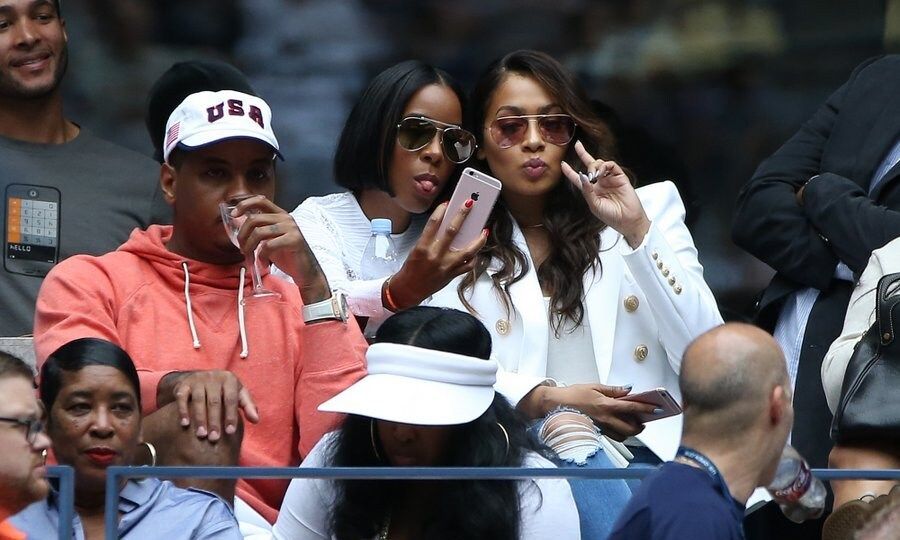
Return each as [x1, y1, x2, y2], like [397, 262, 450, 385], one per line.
[0, 0, 169, 336]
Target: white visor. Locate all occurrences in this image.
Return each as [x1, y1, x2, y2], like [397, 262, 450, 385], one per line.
[319, 343, 497, 426]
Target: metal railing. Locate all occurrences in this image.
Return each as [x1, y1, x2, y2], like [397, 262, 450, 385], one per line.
[46, 466, 74, 540]
[89, 465, 900, 539]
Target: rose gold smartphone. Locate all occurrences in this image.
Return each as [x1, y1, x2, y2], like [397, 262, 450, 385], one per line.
[618, 387, 683, 423]
[437, 167, 501, 251]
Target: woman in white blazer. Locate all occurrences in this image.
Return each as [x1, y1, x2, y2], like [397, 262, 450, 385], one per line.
[821, 237, 900, 508]
[429, 50, 723, 538]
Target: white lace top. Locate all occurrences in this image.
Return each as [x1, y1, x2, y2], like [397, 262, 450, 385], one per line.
[290, 192, 425, 326]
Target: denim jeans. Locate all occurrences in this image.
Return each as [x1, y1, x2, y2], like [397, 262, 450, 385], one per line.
[532, 417, 633, 540]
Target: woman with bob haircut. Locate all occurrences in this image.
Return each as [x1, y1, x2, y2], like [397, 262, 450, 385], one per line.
[289, 60, 486, 333]
[10, 338, 241, 539]
[269, 306, 580, 540]
[429, 50, 723, 537]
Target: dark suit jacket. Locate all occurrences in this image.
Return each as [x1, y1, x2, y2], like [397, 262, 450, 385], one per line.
[733, 55, 900, 468]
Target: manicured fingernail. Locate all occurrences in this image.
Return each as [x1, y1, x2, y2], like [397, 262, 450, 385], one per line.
[483, 228, 490, 238]
[225, 424, 236, 435]
[196, 426, 207, 437]
[653, 408, 665, 414]
[181, 417, 190, 427]
[464, 199, 474, 208]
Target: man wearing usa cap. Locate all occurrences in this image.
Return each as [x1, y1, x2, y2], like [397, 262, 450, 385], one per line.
[32, 88, 368, 530]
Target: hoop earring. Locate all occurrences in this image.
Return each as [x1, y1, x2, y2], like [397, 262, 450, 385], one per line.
[370, 419, 383, 463]
[496, 422, 510, 459]
[140, 441, 157, 467]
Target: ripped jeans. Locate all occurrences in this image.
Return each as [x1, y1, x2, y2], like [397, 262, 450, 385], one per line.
[533, 408, 635, 540]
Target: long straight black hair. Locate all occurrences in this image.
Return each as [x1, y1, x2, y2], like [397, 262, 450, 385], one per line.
[328, 307, 548, 540]
[333, 60, 467, 197]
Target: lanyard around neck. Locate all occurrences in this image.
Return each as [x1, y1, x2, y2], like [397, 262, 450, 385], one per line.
[677, 446, 745, 538]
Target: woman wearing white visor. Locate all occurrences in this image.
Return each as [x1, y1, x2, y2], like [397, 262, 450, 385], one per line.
[270, 306, 580, 540]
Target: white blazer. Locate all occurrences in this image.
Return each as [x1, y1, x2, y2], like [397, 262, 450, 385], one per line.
[430, 181, 723, 460]
[822, 237, 900, 413]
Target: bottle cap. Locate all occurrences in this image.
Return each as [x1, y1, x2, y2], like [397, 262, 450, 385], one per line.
[371, 218, 392, 235]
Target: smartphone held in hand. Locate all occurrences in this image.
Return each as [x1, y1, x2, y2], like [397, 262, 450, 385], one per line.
[618, 387, 683, 423]
[438, 167, 501, 251]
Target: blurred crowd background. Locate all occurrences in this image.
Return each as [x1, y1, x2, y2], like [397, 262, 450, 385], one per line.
[61, 0, 900, 321]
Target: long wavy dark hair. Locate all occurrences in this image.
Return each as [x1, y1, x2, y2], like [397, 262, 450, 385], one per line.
[458, 50, 618, 334]
[328, 306, 548, 540]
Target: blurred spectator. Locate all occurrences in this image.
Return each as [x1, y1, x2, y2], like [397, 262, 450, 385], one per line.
[609, 323, 794, 539]
[0, 0, 169, 336]
[733, 56, 900, 475]
[821, 237, 900, 508]
[822, 485, 900, 540]
[852, 487, 900, 540]
[235, 0, 392, 204]
[0, 352, 50, 540]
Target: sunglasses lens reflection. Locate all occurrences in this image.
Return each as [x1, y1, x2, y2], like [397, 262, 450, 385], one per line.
[442, 129, 475, 163]
[398, 118, 475, 163]
[397, 118, 437, 151]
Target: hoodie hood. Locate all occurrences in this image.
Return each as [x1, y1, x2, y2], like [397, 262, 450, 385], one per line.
[118, 224, 269, 288]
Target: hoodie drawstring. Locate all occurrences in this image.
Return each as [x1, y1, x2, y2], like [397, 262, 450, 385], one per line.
[237, 266, 249, 358]
[180, 261, 249, 358]
[182, 262, 201, 349]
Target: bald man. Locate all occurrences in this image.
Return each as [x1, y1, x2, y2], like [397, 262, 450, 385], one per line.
[609, 323, 794, 540]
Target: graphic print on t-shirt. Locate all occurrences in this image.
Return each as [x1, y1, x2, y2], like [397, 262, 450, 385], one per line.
[5, 184, 60, 277]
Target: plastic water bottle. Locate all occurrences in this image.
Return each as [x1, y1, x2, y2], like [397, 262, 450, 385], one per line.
[360, 218, 400, 280]
[766, 445, 826, 523]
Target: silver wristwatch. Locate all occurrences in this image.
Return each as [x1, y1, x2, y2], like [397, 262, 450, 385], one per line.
[301, 290, 350, 323]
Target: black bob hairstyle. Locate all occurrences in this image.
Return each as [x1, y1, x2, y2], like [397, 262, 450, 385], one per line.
[327, 306, 548, 540]
[39, 338, 141, 413]
[333, 60, 467, 195]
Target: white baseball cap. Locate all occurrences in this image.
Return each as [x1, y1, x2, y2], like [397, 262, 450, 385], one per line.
[319, 343, 498, 426]
[163, 90, 282, 163]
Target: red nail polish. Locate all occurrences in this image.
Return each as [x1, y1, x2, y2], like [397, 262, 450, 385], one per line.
[483, 228, 490, 238]
[465, 199, 474, 208]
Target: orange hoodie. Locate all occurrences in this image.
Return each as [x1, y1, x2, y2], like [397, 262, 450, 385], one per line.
[34, 225, 368, 523]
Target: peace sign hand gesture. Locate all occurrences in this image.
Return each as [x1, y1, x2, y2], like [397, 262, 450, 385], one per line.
[561, 140, 651, 249]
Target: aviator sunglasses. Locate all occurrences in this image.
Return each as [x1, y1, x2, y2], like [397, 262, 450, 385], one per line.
[396, 116, 477, 164]
[488, 114, 577, 149]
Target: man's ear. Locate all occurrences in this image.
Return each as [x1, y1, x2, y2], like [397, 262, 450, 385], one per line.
[769, 384, 788, 426]
[160, 164, 177, 205]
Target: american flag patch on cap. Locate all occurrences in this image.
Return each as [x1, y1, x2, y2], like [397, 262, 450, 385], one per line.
[165, 122, 181, 148]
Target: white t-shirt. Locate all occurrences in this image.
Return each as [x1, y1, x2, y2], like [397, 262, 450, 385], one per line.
[290, 192, 425, 326]
[544, 297, 599, 385]
[269, 432, 582, 540]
